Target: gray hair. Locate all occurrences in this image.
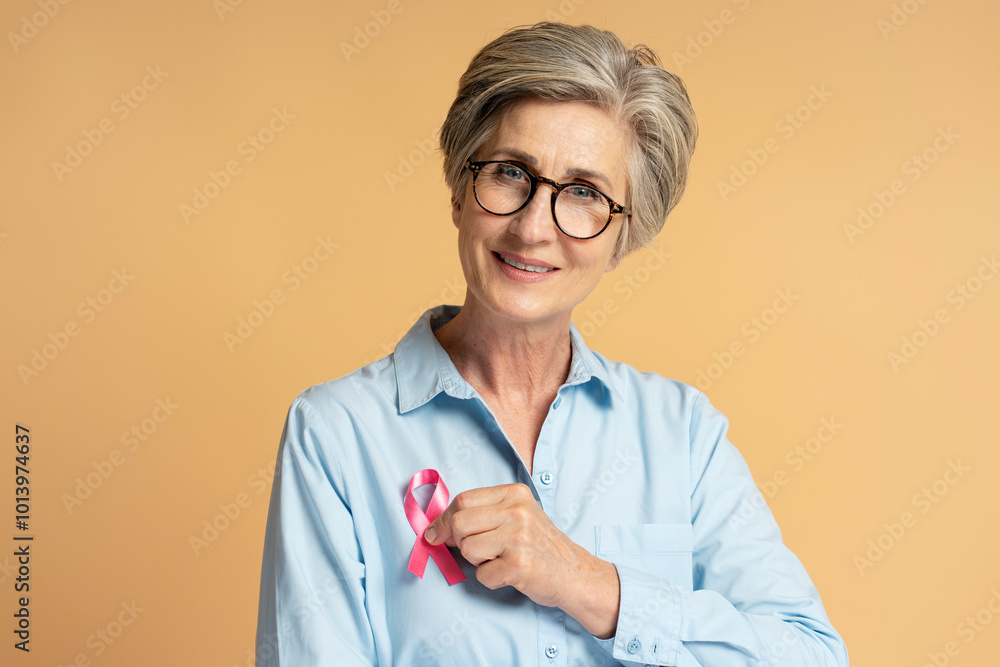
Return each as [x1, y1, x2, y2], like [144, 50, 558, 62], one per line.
[439, 22, 698, 262]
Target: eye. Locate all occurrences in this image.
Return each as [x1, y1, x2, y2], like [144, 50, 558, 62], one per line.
[495, 163, 527, 181]
[565, 184, 602, 201]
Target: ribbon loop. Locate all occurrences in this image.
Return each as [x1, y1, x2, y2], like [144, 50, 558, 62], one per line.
[404, 469, 466, 585]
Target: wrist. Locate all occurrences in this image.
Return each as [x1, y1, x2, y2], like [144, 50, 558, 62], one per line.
[561, 552, 621, 639]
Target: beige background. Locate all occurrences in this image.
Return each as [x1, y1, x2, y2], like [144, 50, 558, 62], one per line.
[2, 0, 999, 665]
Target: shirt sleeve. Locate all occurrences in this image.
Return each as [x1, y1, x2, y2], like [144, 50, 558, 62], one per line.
[590, 390, 849, 666]
[255, 397, 377, 666]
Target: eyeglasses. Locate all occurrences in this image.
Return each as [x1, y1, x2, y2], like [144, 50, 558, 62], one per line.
[465, 159, 629, 240]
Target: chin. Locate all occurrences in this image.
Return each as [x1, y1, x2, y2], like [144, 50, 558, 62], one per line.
[485, 293, 571, 325]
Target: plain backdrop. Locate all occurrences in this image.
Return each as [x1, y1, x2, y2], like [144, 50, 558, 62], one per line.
[2, 0, 999, 665]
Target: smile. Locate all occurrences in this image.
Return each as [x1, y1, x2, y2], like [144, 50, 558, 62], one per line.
[495, 252, 556, 273]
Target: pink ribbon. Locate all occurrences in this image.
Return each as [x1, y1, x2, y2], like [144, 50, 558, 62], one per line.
[404, 469, 466, 585]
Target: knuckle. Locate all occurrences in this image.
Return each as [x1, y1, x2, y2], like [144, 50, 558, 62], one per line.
[453, 491, 472, 510]
[511, 483, 532, 497]
[509, 504, 532, 524]
[475, 567, 500, 590]
[509, 530, 531, 548]
[508, 550, 532, 572]
[451, 512, 471, 535]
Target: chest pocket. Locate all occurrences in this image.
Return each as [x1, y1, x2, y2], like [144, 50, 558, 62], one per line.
[594, 523, 694, 592]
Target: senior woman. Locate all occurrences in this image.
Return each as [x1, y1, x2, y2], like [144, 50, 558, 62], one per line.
[256, 22, 848, 667]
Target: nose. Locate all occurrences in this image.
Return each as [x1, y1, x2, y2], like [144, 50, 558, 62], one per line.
[508, 182, 558, 244]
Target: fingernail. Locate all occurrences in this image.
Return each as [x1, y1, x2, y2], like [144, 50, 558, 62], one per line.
[424, 526, 437, 543]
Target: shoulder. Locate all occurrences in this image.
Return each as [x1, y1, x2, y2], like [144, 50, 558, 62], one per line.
[276, 355, 399, 476]
[587, 349, 735, 455]
[588, 348, 709, 424]
[290, 353, 399, 421]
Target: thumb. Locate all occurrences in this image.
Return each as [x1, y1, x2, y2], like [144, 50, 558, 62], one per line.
[423, 513, 452, 546]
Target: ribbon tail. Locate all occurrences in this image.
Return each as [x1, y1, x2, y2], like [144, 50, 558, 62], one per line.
[428, 543, 467, 585]
[407, 541, 429, 578]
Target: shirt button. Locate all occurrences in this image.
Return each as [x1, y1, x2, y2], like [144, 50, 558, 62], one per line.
[539, 471, 554, 485]
[545, 643, 558, 658]
[627, 638, 641, 654]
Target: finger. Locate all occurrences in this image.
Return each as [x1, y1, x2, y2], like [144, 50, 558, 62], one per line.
[455, 531, 504, 567]
[449, 505, 510, 550]
[426, 501, 503, 547]
[424, 485, 515, 545]
[423, 513, 450, 546]
[474, 554, 513, 591]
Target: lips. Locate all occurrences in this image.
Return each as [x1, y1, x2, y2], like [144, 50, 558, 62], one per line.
[493, 251, 557, 272]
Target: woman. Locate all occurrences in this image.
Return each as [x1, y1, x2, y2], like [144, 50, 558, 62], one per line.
[256, 22, 848, 666]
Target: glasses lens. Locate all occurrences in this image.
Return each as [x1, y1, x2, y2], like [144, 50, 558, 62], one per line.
[554, 185, 611, 238]
[474, 162, 532, 214]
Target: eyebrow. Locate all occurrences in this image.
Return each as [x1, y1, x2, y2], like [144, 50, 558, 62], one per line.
[486, 147, 615, 192]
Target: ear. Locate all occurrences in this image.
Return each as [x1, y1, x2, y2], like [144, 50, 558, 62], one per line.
[451, 192, 462, 230]
[605, 218, 629, 272]
[605, 251, 621, 272]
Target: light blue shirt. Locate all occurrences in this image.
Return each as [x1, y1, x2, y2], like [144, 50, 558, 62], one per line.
[255, 304, 848, 666]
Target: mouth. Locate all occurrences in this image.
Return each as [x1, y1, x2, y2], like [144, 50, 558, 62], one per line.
[493, 251, 557, 273]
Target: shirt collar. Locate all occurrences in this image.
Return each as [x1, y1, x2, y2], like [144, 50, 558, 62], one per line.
[394, 304, 623, 413]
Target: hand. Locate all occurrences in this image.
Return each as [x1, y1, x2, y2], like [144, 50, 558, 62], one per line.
[423, 482, 621, 638]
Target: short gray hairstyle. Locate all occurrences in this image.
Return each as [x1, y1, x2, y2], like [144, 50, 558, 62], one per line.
[439, 22, 698, 262]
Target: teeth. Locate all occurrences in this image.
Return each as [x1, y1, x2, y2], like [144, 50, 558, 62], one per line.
[500, 254, 554, 273]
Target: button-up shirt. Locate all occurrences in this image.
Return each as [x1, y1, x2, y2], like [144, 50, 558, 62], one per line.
[255, 304, 848, 666]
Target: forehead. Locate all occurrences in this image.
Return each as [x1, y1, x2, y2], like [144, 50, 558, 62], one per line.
[486, 98, 629, 187]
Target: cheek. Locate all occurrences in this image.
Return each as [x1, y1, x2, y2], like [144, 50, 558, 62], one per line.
[455, 220, 493, 285]
[562, 252, 610, 293]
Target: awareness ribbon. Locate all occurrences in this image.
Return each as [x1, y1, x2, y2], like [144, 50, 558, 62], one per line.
[404, 469, 466, 585]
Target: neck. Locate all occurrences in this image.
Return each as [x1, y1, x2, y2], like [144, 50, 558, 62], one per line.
[433, 298, 572, 407]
